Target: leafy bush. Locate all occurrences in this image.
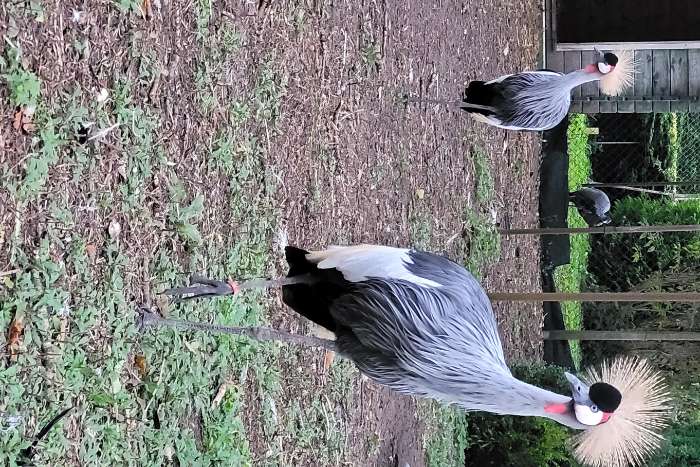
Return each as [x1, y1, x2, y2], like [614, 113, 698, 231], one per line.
[425, 404, 470, 467]
[587, 197, 700, 291]
[464, 363, 578, 467]
[649, 420, 700, 467]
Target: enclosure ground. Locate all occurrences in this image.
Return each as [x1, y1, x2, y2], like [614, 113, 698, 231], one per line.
[1, 1, 542, 465]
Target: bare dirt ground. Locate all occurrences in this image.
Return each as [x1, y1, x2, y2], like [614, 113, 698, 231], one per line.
[0, 0, 543, 465]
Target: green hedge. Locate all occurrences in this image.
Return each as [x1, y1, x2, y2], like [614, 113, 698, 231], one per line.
[464, 363, 578, 467]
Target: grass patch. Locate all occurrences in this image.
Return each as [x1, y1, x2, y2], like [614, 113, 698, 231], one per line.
[0, 34, 323, 465]
[553, 114, 592, 369]
[422, 403, 469, 467]
[659, 113, 679, 182]
[472, 146, 494, 204]
[462, 210, 501, 279]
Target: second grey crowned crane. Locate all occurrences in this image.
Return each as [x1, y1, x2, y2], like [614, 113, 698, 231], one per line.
[159, 244, 669, 467]
[461, 51, 632, 131]
[570, 187, 613, 227]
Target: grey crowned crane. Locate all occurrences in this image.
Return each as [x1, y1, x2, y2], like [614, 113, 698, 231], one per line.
[149, 244, 670, 467]
[459, 50, 635, 131]
[570, 187, 613, 227]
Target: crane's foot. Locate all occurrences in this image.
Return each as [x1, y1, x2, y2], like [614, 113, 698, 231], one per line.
[226, 278, 241, 294]
[163, 275, 236, 302]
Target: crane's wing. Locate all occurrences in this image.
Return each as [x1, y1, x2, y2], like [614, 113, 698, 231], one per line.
[486, 69, 562, 85]
[573, 193, 598, 215]
[306, 245, 441, 288]
[490, 71, 569, 131]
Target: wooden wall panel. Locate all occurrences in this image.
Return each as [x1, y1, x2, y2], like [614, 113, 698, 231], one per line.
[671, 50, 689, 112]
[652, 50, 671, 112]
[556, 0, 700, 43]
[565, 52, 583, 112]
[580, 50, 600, 113]
[688, 50, 700, 112]
[634, 50, 653, 113]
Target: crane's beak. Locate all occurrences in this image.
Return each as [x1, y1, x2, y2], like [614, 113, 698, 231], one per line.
[565, 372, 591, 405]
[593, 47, 604, 61]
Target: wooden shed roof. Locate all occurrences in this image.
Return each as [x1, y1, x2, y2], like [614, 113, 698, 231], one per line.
[545, 0, 700, 113]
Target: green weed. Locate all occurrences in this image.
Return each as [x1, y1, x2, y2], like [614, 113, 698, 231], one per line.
[472, 146, 494, 205]
[462, 210, 501, 278]
[553, 114, 594, 368]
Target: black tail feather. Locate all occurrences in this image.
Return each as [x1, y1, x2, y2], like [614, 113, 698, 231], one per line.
[463, 80, 496, 115]
[282, 246, 345, 332]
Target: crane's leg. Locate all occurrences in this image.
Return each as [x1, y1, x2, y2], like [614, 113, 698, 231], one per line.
[163, 274, 312, 303]
[136, 307, 337, 351]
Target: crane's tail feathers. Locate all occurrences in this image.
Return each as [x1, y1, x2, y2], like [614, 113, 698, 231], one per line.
[459, 102, 498, 112]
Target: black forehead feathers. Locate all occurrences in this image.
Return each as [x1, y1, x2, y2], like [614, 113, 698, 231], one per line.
[590, 382, 622, 412]
[603, 52, 618, 66]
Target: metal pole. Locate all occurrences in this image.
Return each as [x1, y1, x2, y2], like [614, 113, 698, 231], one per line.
[543, 330, 700, 341]
[487, 292, 700, 302]
[583, 181, 700, 189]
[499, 224, 700, 236]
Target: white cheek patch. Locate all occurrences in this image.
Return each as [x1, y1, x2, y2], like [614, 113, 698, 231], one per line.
[574, 404, 605, 426]
[598, 63, 612, 74]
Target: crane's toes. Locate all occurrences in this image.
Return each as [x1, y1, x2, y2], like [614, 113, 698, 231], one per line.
[226, 278, 241, 294]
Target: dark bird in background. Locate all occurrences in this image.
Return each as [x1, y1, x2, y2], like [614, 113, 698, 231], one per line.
[460, 50, 634, 131]
[160, 244, 670, 466]
[570, 187, 612, 227]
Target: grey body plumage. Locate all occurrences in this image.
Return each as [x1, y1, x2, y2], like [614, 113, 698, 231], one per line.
[461, 52, 619, 131]
[570, 187, 612, 227]
[283, 245, 591, 429]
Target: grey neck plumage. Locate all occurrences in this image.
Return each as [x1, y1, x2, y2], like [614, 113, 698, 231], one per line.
[444, 371, 590, 430]
[562, 69, 602, 90]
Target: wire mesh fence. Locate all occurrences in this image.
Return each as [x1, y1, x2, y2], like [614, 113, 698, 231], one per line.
[584, 113, 700, 193]
[564, 113, 700, 358]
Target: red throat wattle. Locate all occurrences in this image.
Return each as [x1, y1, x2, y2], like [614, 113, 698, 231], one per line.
[583, 64, 598, 73]
[544, 403, 570, 414]
[600, 412, 613, 424]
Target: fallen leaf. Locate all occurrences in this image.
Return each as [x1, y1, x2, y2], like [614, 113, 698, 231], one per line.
[96, 88, 109, 103]
[322, 350, 336, 371]
[108, 220, 121, 240]
[71, 9, 84, 23]
[212, 379, 234, 409]
[58, 314, 70, 344]
[7, 316, 24, 362]
[134, 354, 148, 378]
[7, 17, 19, 38]
[85, 243, 97, 259]
[142, 0, 152, 19]
[13, 106, 36, 134]
[184, 340, 200, 352]
[13, 110, 22, 130]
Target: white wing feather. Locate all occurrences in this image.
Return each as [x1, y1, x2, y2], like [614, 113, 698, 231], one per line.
[306, 245, 441, 287]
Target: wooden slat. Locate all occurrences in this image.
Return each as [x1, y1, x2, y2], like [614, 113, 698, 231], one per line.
[599, 100, 618, 113]
[671, 50, 689, 112]
[557, 41, 700, 51]
[580, 50, 600, 114]
[652, 50, 671, 113]
[616, 50, 636, 113]
[634, 50, 654, 113]
[689, 50, 700, 112]
[546, 50, 565, 74]
[581, 98, 600, 114]
[564, 52, 582, 112]
[564, 52, 582, 97]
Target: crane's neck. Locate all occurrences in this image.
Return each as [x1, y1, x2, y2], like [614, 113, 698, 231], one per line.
[450, 371, 590, 430]
[562, 68, 603, 90]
